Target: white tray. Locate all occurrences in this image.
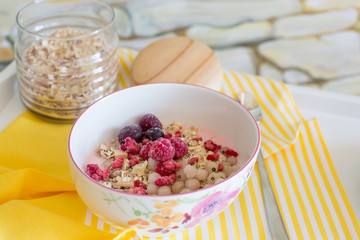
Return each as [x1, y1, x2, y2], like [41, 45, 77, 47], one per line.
[1, 62, 359, 222]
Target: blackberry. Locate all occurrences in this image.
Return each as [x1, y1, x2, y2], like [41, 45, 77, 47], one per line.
[139, 114, 162, 131]
[144, 127, 164, 141]
[117, 124, 142, 143]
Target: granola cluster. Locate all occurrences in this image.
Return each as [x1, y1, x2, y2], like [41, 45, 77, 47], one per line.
[17, 27, 120, 119]
[85, 115, 242, 195]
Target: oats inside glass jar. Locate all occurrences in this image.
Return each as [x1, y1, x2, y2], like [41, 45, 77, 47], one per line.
[16, 27, 120, 120]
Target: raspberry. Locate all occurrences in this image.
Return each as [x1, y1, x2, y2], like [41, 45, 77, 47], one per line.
[156, 161, 173, 176]
[95, 168, 103, 176]
[164, 159, 182, 171]
[91, 174, 102, 181]
[85, 164, 108, 181]
[170, 138, 188, 158]
[207, 153, 220, 161]
[169, 173, 176, 181]
[139, 141, 154, 160]
[122, 137, 141, 154]
[134, 179, 141, 187]
[192, 137, 203, 141]
[204, 140, 221, 153]
[225, 148, 239, 157]
[175, 130, 182, 138]
[139, 113, 162, 131]
[86, 164, 99, 175]
[163, 160, 176, 171]
[111, 157, 124, 169]
[142, 138, 150, 145]
[133, 180, 146, 189]
[218, 163, 224, 172]
[120, 145, 127, 151]
[155, 176, 174, 186]
[129, 155, 140, 166]
[155, 159, 181, 176]
[175, 161, 182, 169]
[127, 187, 146, 195]
[102, 167, 110, 180]
[189, 157, 199, 165]
[155, 163, 167, 176]
[148, 138, 175, 162]
[164, 133, 172, 139]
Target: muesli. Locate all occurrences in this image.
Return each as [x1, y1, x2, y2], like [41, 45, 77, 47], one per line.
[85, 114, 242, 195]
[17, 27, 119, 119]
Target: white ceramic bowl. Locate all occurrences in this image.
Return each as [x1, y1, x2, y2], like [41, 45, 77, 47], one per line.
[68, 83, 260, 236]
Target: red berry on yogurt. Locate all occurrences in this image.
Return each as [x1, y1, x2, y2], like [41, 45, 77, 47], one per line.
[218, 163, 224, 172]
[225, 148, 239, 157]
[122, 137, 141, 154]
[111, 157, 124, 169]
[155, 176, 174, 186]
[148, 138, 175, 162]
[170, 137, 188, 158]
[139, 141, 154, 160]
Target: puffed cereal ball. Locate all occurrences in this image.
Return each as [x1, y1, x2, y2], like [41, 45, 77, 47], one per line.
[215, 178, 224, 184]
[218, 154, 226, 162]
[222, 161, 231, 167]
[148, 172, 161, 184]
[171, 181, 185, 193]
[185, 178, 200, 191]
[196, 168, 208, 181]
[180, 188, 191, 193]
[147, 183, 158, 195]
[158, 186, 172, 195]
[218, 172, 226, 179]
[177, 159, 187, 169]
[184, 165, 197, 179]
[176, 169, 186, 181]
[227, 156, 238, 166]
[207, 172, 222, 184]
[203, 184, 212, 188]
[223, 165, 235, 177]
[205, 161, 218, 173]
[148, 158, 157, 171]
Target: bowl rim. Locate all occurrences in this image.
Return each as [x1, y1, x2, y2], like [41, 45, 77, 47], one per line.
[68, 82, 261, 197]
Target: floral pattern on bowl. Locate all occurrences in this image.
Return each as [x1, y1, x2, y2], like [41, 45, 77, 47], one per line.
[184, 189, 241, 228]
[86, 153, 257, 236]
[96, 161, 256, 236]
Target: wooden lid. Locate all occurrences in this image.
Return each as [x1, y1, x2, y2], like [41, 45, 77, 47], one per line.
[131, 37, 223, 90]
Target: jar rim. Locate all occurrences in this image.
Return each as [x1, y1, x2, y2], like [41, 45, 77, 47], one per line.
[16, 0, 115, 41]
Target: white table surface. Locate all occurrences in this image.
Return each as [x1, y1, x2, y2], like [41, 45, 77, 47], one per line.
[1, 62, 360, 223]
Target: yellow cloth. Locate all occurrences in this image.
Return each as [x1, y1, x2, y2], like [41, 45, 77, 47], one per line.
[0, 111, 132, 239]
[0, 48, 359, 239]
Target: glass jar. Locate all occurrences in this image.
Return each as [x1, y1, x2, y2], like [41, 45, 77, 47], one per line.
[15, 0, 120, 122]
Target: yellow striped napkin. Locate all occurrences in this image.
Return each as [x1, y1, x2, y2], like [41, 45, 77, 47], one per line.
[0, 48, 358, 240]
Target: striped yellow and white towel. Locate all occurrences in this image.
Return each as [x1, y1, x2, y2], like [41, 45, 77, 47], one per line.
[0, 48, 358, 240]
[87, 48, 358, 239]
